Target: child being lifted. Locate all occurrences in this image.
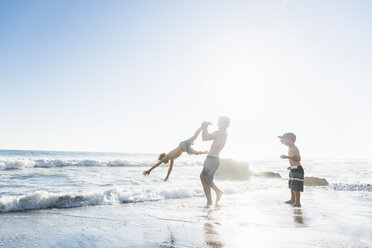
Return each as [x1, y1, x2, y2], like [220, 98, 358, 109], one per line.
[143, 124, 208, 181]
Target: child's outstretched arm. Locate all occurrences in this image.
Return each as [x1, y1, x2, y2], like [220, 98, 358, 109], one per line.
[143, 155, 168, 176]
[164, 160, 174, 182]
[191, 150, 208, 155]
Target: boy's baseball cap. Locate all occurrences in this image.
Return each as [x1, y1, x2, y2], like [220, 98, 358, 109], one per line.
[277, 132, 296, 142]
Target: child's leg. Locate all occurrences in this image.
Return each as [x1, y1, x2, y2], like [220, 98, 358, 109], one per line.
[211, 182, 223, 203]
[294, 191, 301, 206]
[285, 190, 295, 204]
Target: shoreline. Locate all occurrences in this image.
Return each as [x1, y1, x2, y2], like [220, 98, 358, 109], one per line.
[1, 188, 371, 248]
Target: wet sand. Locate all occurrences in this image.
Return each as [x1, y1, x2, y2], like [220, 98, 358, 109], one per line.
[1, 187, 371, 248]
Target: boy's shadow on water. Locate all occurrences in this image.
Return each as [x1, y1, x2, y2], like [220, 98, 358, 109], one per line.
[293, 208, 304, 225]
[158, 228, 176, 248]
[203, 208, 224, 248]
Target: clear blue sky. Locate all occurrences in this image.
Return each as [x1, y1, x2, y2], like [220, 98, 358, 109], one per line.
[0, 0, 371, 159]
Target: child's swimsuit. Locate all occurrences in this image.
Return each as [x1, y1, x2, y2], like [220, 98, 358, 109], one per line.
[200, 156, 220, 183]
[179, 137, 194, 155]
[288, 165, 304, 192]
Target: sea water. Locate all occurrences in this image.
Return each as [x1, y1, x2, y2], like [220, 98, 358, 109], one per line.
[0, 150, 371, 247]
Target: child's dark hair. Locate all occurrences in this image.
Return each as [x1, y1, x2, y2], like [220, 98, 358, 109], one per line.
[158, 153, 166, 161]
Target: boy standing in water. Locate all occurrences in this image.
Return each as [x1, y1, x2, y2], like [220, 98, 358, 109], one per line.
[200, 116, 230, 205]
[143, 125, 208, 181]
[278, 132, 304, 207]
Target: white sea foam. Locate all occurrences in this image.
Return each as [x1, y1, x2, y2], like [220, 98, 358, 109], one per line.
[0, 180, 368, 213]
[0, 158, 202, 170]
[0, 187, 204, 213]
[328, 183, 372, 192]
[0, 160, 35, 170]
[0, 159, 150, 170]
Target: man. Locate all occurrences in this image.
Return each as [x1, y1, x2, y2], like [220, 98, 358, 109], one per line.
[200, 116, 230, 205]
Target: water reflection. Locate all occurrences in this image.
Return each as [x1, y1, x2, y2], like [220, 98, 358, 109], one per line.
[203, 209, 224, 248]
[158, 228, 176, 248]
[293, 208, 304, 225]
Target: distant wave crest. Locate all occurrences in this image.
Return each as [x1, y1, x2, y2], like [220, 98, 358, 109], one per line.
[328, 183, 372, 192]
[0, 159, 157, 170]
[0, 158, 201, 170]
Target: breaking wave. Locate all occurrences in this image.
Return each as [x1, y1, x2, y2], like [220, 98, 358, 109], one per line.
[0, 159, 156, 170]
[0, 158, 202, 170]
[1, 181, 368, 213]
[0, 159, 149, 170]
[0, 187, 203, 213]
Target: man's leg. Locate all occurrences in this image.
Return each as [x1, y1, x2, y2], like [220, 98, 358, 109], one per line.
[211, 182, 223, 204]
[201, 179, 213, 205]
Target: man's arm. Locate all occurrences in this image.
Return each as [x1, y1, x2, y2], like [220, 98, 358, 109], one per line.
[164, 160, 174, 181]
[202, 125, 218, 141]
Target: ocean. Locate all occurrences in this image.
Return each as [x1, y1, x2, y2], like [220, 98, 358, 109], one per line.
[0, 150, 371, 247]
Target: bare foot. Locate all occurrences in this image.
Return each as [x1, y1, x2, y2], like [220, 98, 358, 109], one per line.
[293, 203, 301, 207]
[285, 200, 294, 204]
[207, 201, 213, 206]
[216, 191, 223, 204]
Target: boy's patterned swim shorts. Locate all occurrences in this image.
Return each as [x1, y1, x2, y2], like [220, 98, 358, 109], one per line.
[288, 166, 304, 192]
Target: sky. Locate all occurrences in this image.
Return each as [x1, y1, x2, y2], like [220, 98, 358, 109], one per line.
[0, 0, 371, 159]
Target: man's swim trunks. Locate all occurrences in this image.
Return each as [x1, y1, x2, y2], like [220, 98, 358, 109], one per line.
[200, 156, 220, 183]
[288, 165, 304, 192]
[179, 137, 194, 155]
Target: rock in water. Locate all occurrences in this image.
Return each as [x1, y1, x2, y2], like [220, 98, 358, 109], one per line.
[304, 177, 329, 186]
[215, 159, 251, 180]
[255, 172, 281, 178]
